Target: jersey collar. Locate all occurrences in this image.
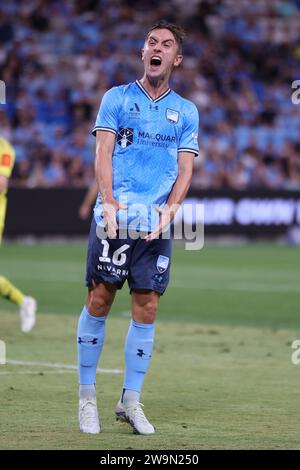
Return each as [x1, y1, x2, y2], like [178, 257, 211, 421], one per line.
[135, 80, 171, 103]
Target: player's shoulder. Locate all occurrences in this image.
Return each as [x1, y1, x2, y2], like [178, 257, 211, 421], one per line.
[0, 136, 15, 156]
[170, 90, 198, 111]
[104, 82, 136, 98]
[0, 136, 11, 149]
[170, 90, 198, 116]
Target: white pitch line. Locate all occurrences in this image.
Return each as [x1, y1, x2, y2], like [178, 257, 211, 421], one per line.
[6, 359, 122, 375]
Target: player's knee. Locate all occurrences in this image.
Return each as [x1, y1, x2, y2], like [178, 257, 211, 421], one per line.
[87, 289, 112, 317]
[88, 294, 111, 316]
[138, 298, 159, 324]
[86, 282, 116, 317]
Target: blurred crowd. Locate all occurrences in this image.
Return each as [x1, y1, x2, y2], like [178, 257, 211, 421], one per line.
[1, 0, 300, 190]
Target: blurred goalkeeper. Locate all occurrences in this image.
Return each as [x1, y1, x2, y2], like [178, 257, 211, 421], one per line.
[0, 136, 37, 332]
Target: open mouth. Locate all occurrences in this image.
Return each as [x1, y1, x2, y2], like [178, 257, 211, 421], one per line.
[150, 56, 162, 66]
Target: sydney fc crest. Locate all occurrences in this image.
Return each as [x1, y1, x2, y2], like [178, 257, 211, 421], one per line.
[156, 255, 169, 273]
[166, 108, 179, 124]
[117, 128, 133, 148]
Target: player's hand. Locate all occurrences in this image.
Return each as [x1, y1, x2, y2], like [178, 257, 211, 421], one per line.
[144, 205, 175, 242]
[102, 198, 128, 239]
[79, 202, 91, 220]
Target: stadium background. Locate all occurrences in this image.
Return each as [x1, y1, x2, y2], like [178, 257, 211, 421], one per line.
[1, 0, 300, 238]
[1, 0, 300, 451]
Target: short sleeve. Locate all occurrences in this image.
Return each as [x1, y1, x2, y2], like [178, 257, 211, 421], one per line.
[178, 103, 199, 156]
[0, 138, 15, 178]
[92, 87, 121, 137]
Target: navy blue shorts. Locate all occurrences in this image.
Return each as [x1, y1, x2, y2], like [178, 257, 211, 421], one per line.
[85, 218, 172, 294]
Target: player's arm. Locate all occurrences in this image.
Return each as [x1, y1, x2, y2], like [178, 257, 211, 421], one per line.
[79, 180, 98, 220]
[145, 151, 194, 241]
[95, 130, 115, 203]
[0, 174, 8, 194]
[94, 130, 127, 238]
[165, 151, 194, 209]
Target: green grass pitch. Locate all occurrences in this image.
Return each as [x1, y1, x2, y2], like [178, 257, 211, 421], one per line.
[0, 242, 300, 450]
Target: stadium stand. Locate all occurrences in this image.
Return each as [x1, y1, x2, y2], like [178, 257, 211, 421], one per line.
[1, 0, 300, 190]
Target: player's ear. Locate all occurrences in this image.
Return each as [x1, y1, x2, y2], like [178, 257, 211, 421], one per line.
[141, 48, 145, 61]
[174, 54, 183, 68]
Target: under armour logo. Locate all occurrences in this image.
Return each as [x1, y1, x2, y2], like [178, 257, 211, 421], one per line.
[137, 349, 146, 358]
[149, 104, 158, 111]
[78, 337, 98, 345]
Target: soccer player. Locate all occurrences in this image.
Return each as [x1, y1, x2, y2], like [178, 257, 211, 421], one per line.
[0, 136, 37, 332]
[77, 20, 199, 435]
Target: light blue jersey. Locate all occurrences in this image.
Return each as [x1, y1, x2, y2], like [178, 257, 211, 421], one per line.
[92, 80, 199, 231]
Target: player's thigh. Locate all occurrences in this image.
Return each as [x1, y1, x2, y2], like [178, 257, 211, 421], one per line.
[86, 281, 117, 317]
[131, 289, 160, 324]
[86, 218, 133, 290]
[128, 237, 172, 295]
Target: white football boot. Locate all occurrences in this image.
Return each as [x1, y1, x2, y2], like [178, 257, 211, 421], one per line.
[19, 296, 37, 333]
[115, 400, 155, 435]
[79, 397, 100, 434]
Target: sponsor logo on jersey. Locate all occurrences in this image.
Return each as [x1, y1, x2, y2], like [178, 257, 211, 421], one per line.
[130, 103, 140, 112]
[156, 255, 169, 273]
[138, 131, 176, 143]
[137, 130, 176, 149]
[117, 128, 134, 148]
[166, 108, 179, 123]
[128, 103, 141, 119]
[0, 153, 12, 168]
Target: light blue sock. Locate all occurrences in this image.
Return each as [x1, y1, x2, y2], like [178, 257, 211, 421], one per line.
[77, 306, 106, 385]
[79, 384, 96, 400]
[122, 388, 140, 405]
[123, 320, 155, 394]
